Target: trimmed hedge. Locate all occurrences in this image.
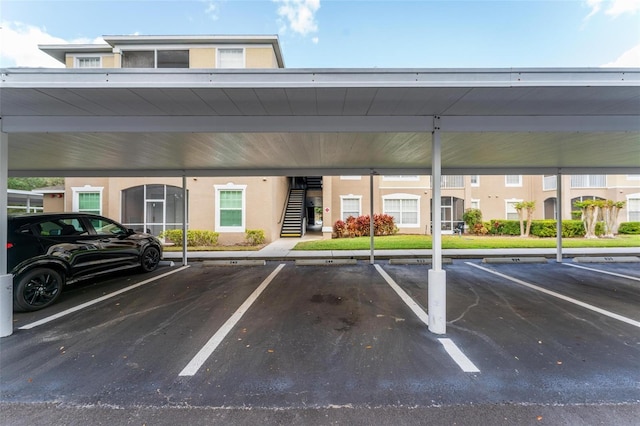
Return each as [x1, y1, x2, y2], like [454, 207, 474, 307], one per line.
[159, 229, 219, 247]
[618, 222, 640, 235]
[485, 220, 606, 238]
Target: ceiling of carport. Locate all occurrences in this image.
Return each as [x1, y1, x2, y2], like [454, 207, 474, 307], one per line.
[1, 68, 639, 177]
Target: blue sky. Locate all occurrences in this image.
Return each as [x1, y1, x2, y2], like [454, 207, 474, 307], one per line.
[1, 0, 639, 68]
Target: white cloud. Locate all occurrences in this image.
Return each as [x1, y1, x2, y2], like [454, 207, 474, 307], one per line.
[273, 0, 320, 37]
[602, 43, 640, 66]
[312, 36, 319, 44]
[585, 0, 640, 19]
[204, 1, 220, 21]
[0, 22, 104, 67]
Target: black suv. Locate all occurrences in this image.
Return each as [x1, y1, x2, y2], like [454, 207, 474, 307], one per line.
[7, 213, 163, 312]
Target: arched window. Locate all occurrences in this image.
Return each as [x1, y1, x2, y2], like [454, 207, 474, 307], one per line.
[121, 185, 186, 236]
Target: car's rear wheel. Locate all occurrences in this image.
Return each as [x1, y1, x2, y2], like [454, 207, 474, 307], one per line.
[140, 246, 161, 272]
[14, 268, 64, 312]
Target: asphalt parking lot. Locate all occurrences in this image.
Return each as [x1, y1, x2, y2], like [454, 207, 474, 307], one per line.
[1, 259, 639, 425]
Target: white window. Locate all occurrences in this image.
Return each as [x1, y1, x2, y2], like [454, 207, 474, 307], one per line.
[383, 176, 419, 181]
[218, 48, 244, 68]
[340, 195, 362, 220]
[441, 175, 464, 188]
[571, 175, 606, 188]
[470, 199, 480, 210]
[543, 175, 557, 191]
[215, 184, 246, 232]
[72, 185, 104, 215]
[470, 175, 479, 187]
[505, 199, 522, 220]
[505, 175, 522, 187]
[628, 193, 640, 222]
[627, 175, 640, 181]
[76, 57, 101, 68]
[383, 194, 420, 227]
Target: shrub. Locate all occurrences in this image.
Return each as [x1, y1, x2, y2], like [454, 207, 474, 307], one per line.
[332, 214, 397, 238]
[245, 229, 266, 245]
[160, 229, 219, 247]
[463, 208, 483, 233]
[618, 222, 640, 234]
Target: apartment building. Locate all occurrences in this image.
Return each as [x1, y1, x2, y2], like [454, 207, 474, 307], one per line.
[37, 36, 640, 242]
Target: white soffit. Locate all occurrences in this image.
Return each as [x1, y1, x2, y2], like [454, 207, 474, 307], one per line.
[1, 68, 639, 176]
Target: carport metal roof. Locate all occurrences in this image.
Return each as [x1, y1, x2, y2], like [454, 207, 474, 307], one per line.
[1, 67, 639, 177]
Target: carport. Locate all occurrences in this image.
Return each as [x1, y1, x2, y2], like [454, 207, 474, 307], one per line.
[1, 67, 639, 338]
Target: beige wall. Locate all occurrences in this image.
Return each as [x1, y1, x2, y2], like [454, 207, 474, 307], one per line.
[190, 48, 216, 68]
[64, 176, 289, 244]
[245, 47, 278, 68]
[43, 194, 65, 212]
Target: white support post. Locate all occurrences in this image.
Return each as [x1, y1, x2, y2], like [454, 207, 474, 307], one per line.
[1, 133, 13, 337]
[182, 175, 188, 266]
[428, 118, 446, 335]
[556, 172, 563, 263]
[370, 173, 375, 265]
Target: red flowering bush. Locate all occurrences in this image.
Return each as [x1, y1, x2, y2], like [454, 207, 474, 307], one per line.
[333, 214, 397, 238]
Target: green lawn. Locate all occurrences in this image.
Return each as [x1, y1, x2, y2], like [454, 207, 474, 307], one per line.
[293, 234, 640, 250]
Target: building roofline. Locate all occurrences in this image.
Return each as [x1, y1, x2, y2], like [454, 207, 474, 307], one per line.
[39, 34, 285, 68]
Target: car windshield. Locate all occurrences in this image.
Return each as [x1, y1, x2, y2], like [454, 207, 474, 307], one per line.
[90, 218, 128, 235]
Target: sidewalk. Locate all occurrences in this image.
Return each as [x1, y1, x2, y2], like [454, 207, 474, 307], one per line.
[162, 236, 640, 261]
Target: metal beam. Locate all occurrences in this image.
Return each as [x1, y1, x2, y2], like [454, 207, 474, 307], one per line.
[1, 133, 13, 337]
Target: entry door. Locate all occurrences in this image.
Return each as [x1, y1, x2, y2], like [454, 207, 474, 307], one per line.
[146, 201, 164, 236]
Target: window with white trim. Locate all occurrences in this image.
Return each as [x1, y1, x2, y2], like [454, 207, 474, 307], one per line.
[571, 175, 606, 188]
[215, 184, 246, 232]
[441, 175, 464, 188]
[340, 195, 361, 220]
[543, 175, 557, 191]
[470, 199, 480, 210]
[505, 175, 522, 187]
[72, 186, 103, 215]
[76, 57, 101, 68]
[505, 199, 522, 220]
[218, 48, 244, 68]
[470, 175, 479, 187]
[383, 194, 420, 227]
[628, 193, 640, 222]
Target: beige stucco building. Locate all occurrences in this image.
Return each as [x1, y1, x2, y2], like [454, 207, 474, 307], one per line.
[37, 35, 640, 242]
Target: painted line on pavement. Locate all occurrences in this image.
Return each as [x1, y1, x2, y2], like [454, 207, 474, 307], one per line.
[374, 264, 429, 326]
[179, 263, 286, 377]
[375, 264, 480, 373]
[563, 263, 640, 282]
[438, 338, 480, 373]
[20, 266, 190, 330]
[466, 262, 640, 329]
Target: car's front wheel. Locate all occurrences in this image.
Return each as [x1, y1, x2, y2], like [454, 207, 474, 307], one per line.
[14, 268, 64, 312]
[140, 246, 161, 272]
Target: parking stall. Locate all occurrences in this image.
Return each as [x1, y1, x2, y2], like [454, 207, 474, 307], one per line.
[2, 259, 639, 411]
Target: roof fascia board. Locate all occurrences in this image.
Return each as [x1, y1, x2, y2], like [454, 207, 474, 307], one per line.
[3, 68, 637, 89]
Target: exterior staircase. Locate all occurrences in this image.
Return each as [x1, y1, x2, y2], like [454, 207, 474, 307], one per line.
[280, 188, 305, 237]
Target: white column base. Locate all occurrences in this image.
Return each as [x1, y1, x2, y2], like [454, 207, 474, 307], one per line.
[0, 274, 13, 337]
[428, 269, 446, 335]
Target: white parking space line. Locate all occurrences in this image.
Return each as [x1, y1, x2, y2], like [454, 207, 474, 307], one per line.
[375, 265, 480, 373]
[563, 263, 640, 282]
[466, 262, 640, 329]
[20, 266, 190, 330]
[438, 338, 480, 373]
[179, 263, 286, 377]
[374, 264, 429, 326]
